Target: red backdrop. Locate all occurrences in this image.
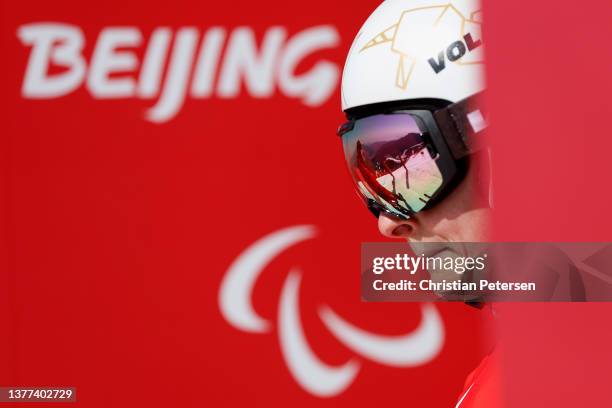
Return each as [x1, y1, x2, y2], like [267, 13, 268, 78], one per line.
[487, 0, 612, 406]
[3, 0, 612, 407]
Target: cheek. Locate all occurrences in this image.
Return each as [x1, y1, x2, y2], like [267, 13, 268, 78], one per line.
[446, 208, 492, 242]
[415, 208, 459, 240]
[417, 206, 492, 242]
[427, 216, 459, 240]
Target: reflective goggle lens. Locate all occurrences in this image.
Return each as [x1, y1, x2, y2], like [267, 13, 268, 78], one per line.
[340, 113, 444, 218]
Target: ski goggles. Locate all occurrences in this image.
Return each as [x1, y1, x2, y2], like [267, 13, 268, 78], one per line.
[337, 93, 487, 219]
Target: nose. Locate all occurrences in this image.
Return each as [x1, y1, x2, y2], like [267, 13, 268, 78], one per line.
[377, 213, 418, 239]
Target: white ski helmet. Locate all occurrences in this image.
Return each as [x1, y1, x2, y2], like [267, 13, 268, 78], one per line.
[341, 0, 485, 111]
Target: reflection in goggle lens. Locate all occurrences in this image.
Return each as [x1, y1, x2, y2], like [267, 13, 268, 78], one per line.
[341, 113, 444, 218]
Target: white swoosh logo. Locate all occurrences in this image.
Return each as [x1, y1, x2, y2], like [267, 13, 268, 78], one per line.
[218, 225, 446, 397]
[318, 303, 444, 367]
[279, 269, 360, 397]
[219, 225, 316, 333]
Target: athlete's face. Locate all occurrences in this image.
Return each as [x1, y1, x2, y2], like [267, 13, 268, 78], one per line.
[377, 154, 491, 301]
[377, 153, 491, 243]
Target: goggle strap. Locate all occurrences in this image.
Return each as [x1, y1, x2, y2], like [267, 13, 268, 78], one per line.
[434, 92, 488, 160]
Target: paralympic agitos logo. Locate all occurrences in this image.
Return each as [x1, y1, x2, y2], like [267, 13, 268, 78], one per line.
[17, 23, 340, 123]
[219, 225, 444, 397]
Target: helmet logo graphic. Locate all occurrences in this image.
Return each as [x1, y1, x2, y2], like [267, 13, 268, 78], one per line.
[360, 3, 483, 90]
